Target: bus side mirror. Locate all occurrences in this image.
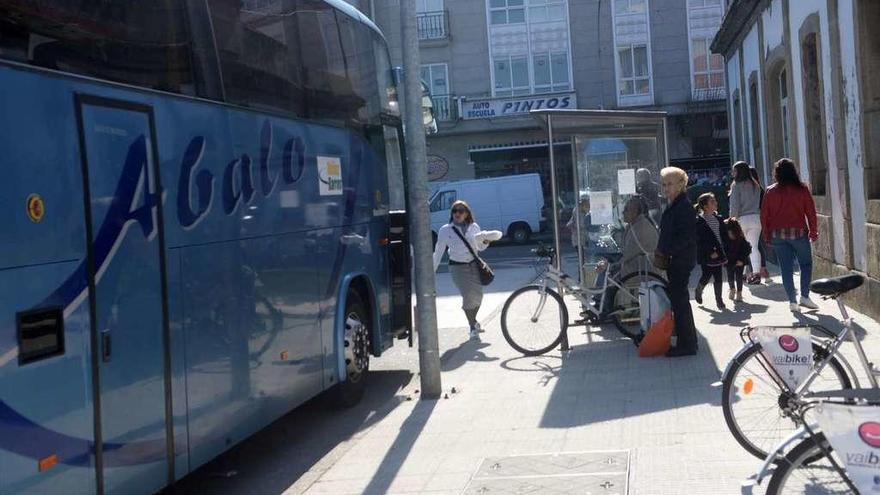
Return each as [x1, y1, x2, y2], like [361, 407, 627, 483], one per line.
[392, 66, 438, 135]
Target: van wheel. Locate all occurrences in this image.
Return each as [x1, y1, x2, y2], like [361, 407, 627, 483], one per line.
[332, 292, 370, 407]
[509, 223, 531, 244]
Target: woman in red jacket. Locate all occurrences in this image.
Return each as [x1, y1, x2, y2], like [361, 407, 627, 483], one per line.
[760, 158, 819, 312]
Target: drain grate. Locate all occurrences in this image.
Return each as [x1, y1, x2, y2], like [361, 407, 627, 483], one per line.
[463, 451, 629, 495]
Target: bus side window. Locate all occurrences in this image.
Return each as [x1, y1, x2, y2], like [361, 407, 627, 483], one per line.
[0, 1, 197, 95]
[204, 0, 308, 116]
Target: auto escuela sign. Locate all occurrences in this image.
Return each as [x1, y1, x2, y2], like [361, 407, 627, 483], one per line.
[462, 92, 576, 120]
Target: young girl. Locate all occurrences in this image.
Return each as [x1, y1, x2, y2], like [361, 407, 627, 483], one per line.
[724, 218, 752, 302]
[695, 193, 729, 310]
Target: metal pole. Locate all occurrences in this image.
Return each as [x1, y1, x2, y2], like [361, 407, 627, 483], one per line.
[547, 115, 569, 351]
[401, 0, 442, 398]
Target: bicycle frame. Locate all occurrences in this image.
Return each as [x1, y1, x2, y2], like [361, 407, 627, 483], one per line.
[725, 298, 878, 396]
[538, 264, 640, 321]
[735, 298, 878, 491]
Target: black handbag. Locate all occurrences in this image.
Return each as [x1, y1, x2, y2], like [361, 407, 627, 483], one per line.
[452, 226, 495, 285]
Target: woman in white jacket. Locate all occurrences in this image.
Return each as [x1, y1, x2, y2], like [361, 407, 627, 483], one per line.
[432, 200, 501, 339]
[728, 161, 763, 282]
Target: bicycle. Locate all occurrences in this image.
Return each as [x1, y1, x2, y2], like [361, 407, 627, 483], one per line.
[500, 243, 668, 356]
[746, 384, 880, 493]
[718, 273, 879, 461]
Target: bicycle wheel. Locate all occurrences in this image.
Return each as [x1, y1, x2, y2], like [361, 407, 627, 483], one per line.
[610, 271, 668, 341]
[766, 433, 853, 494]
[501, 285, 567, 356]
[721, 342, 852, 460]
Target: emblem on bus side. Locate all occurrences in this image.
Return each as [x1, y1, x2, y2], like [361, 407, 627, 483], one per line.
[26, 194, 45, 223]
[317, 156, 344, 196]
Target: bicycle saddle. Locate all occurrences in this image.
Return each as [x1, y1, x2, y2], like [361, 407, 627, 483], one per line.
[809, 273, 865, 296]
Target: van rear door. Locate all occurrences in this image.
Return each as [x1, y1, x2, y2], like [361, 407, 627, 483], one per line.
[461, 182, 501, 232]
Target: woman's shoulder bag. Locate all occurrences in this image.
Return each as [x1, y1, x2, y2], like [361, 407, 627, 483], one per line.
[452, 226, 495, 285]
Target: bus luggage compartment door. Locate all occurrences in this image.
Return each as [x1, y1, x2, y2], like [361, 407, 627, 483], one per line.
[75, 96, 172, 494]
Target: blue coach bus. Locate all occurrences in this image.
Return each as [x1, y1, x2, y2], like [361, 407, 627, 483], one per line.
[0, 1, 413, 493]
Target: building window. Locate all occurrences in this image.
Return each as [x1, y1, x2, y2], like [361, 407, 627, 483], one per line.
[528, 0, 566, 22]
[779, 68, 791, 158]
[612, 0, 652, 106]
[687, 0, 724, 100]
[858, 1, 880, 200]
[490, 0, 525, 25]
[614, 0, 646, 14]
[748, 79, 764, 174]
[692, 39, 724, 91]
[421, 63, 454, 121]
[617, 44, 650, 96]
[486, 0, 573, 99]
[801, 34, 827, 195]
[493, 56, 530, 96]
[417, 0, 443, 11]
[533, 52, 570, 93]
[732, 93, 744, 161]
[416, 0, 448, 40]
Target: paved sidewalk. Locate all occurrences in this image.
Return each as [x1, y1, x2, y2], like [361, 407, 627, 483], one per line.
[173, 266, 880, 495]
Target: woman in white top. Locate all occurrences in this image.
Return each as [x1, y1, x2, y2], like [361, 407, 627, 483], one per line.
[728, 161, 763, 282]
[432, 200, 501, 339]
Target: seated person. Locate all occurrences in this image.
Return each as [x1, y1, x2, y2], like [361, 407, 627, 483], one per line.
[592, 195, 660, 313]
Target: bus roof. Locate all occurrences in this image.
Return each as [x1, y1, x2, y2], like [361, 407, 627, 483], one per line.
[324, 0, 387, 42]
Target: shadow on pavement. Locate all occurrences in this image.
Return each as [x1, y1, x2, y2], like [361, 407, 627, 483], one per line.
[361, 399, 437, 495]
[164, 370, 413, 495]
[535, 324, 720, 429]
[441, 340, 499, 372]
[696, 301, 770, 326]
[746, 281, 791, 302]
[794, 310, 869, 341]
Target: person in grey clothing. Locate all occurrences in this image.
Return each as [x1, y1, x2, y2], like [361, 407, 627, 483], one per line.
[618, 195, 660, 277]
[728, 161, 763, 280]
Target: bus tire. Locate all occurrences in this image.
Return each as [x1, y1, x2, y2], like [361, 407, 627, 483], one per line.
[332, 291, 371, 407]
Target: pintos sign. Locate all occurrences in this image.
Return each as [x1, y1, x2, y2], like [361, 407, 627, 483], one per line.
[461, 92, 576, 120]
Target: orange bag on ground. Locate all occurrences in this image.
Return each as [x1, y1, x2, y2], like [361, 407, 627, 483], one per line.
[638, 310, 674, 357]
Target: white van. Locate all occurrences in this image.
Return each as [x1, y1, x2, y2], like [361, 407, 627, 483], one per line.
[429, 174, 544, 243]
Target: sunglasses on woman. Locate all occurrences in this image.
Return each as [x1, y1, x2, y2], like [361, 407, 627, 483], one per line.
[452, 208, 467, 214]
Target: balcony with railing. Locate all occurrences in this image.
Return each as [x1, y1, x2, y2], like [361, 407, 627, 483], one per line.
[417, 10, 449, 41]
[430, 94, 456, 122]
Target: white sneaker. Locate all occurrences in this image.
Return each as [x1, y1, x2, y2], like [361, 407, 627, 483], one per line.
[790, 303, 801, 313]
[799, 297, 819, 310]
[728, 289, 735, 300]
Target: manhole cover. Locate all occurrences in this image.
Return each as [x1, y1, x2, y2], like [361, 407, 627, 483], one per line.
[462, 451, 629, 495]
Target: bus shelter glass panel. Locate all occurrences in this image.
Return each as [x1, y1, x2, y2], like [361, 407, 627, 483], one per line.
[570, 136, 664, 284]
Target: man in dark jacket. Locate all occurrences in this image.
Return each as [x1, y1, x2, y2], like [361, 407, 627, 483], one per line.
[656, 167, 699, 357]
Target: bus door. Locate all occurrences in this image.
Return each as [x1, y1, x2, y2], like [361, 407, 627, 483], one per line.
[75, 96, 172, 494]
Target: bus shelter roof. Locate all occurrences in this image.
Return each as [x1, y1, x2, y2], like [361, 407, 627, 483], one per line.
[530, 109, 667, 138]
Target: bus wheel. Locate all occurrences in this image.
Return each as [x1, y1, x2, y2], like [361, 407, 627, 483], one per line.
[333, 291, 370, 407]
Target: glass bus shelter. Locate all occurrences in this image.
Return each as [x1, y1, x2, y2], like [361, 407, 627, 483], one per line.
[531, 109, 669, 284]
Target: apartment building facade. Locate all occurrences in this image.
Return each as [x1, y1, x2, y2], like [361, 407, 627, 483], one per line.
[349, 0, 729, 196]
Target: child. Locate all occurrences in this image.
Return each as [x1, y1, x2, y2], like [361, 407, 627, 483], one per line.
[724, 218, 752, 301]
[695, 193, 729, 310]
